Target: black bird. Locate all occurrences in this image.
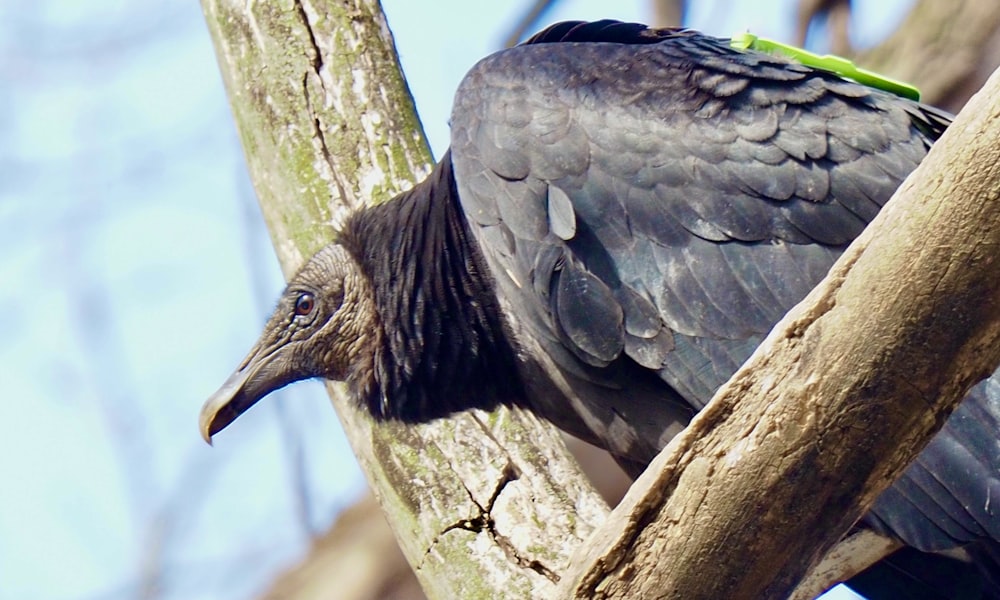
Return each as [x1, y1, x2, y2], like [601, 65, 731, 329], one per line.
[200, 21, 1000, 598]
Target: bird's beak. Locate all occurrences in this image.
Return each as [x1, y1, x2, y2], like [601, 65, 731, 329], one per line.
[199, 343, 276, 444]
[199, 365, 251, 445]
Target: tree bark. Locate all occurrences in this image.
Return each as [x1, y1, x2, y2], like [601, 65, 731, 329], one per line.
[199, 1, 606, 598]
[854, 0, 1000, 111]
[560, 66, 1000, 599]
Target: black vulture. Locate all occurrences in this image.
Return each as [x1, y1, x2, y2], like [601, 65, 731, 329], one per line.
[200, 20, 1000, 599]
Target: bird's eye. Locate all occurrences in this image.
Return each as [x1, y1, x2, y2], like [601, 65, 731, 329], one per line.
[294, 292, 314, 316]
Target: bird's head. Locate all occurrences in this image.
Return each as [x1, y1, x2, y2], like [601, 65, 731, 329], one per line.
[199, 243, 378, 443]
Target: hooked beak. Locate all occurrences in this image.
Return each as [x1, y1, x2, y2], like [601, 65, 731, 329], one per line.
[199, 344, 283, 444]
[199, 366, 252, 444]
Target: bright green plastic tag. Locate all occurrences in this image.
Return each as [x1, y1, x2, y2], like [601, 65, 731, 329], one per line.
[730, 32, 921, 101]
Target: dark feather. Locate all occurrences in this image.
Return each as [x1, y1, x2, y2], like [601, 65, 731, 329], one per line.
[205, 21, 997, 599]
[338, 155, 523, 421]
[449, 22, 995, 597]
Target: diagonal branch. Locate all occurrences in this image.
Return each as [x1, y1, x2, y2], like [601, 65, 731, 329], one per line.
[559, 66, 1000, 599]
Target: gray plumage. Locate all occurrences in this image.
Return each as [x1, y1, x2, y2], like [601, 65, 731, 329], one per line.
[201, 21, 998, 598]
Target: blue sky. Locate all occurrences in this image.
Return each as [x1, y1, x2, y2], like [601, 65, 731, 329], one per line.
[0, 1, 912, 598]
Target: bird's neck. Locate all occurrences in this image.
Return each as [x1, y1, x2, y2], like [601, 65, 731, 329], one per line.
[339, 153, 523, 421]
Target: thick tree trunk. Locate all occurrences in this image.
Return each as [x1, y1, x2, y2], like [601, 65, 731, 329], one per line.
[199, 1, 606, 598]
[560, 66, 1000, 599]
[260, 435, 632, 600]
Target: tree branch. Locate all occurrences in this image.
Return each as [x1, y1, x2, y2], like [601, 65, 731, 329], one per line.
[199, 1, 606, 598]
[649, 0, 686, 27]
[794, 0, 852, 54]
[559, 67, 1000, 599]
[501, 0, 559, 48]
[855, 0, 1000, 111]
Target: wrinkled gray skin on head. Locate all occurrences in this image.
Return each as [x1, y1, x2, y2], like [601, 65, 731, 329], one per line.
[199, 244, 378, 442]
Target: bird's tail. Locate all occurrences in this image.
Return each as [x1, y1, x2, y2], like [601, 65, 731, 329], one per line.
[846, 542, 1000, 600]
[968, 540, 1000, 599]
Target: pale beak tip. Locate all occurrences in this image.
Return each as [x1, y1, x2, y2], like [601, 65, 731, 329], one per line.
[199, 353, 262, 447]
[199, 409, 217, 446]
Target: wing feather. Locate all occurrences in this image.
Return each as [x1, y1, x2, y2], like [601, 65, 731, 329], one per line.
[446, 27, 1000, 556]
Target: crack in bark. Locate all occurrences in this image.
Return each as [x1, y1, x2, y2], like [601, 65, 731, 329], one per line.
[293, 0, 323, 74]
[301, 72, 348, 206]
[424, 461, 559, 584]
[295, 1, 348, 208]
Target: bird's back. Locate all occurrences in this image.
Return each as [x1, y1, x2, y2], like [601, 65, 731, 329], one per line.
[448, 20, 999, 594]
